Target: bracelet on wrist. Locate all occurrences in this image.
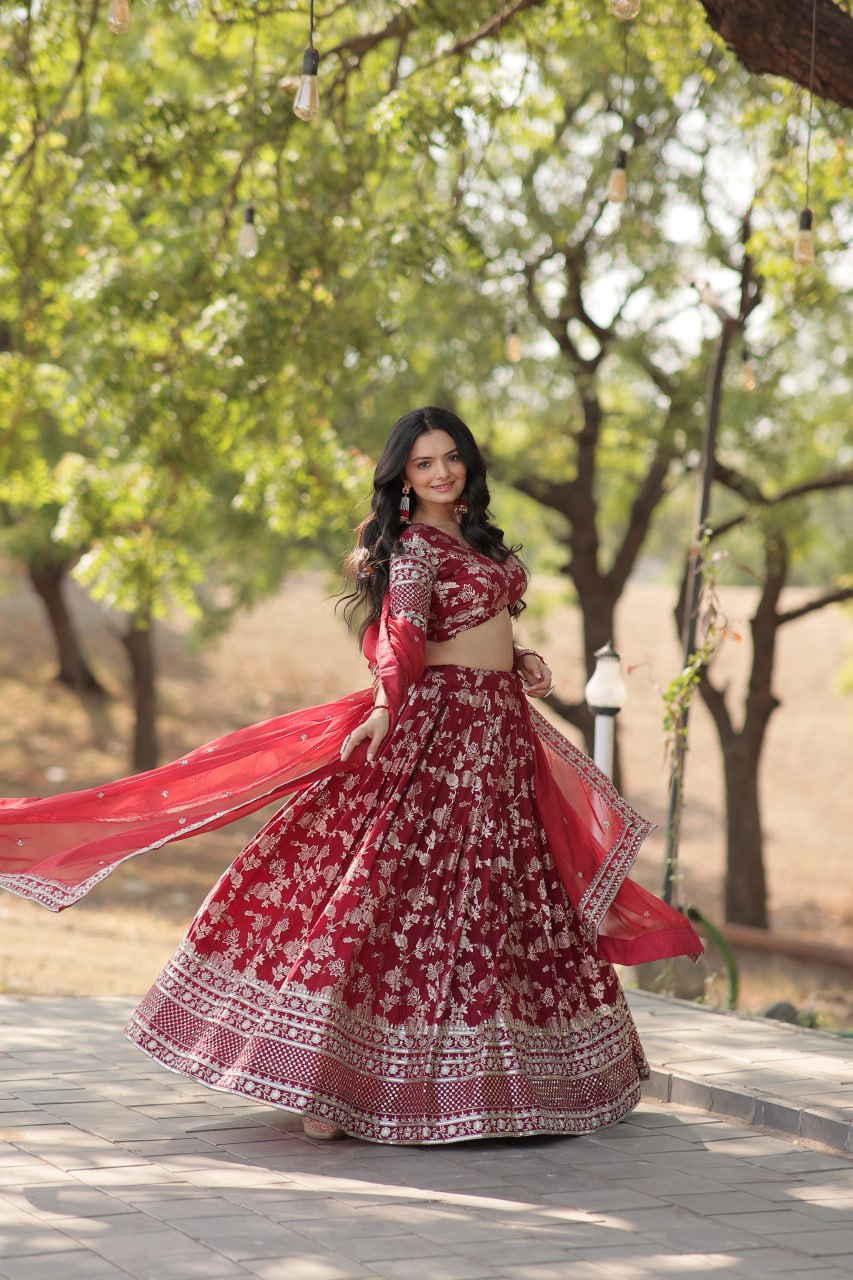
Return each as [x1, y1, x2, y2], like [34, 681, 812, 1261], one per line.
[513, 646, 545, 670]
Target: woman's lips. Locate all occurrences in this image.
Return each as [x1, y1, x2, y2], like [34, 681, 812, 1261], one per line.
[432, 483, 454, 491]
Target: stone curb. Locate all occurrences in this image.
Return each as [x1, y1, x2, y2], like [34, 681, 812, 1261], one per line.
[642, 1067, 853, 1155]
[628, 990, 853, 1157]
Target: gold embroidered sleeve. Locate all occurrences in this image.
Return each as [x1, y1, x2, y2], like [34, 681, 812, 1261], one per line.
[388, 552, 436, 634]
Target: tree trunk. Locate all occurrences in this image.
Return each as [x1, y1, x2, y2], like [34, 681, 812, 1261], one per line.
[26, 557, 108, 696]
[694, 530, 785, 929]
[699, 0, 853, 109]
[121, 616, 159, 771]
[722, 736, 769, 927]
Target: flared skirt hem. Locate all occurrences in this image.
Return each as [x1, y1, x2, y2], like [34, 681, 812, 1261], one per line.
[125, 945, 648, 1146]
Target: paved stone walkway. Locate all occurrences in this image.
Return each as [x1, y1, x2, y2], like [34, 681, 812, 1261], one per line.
[628, 990, 853, 1156]
[1, 993, 853, 1280]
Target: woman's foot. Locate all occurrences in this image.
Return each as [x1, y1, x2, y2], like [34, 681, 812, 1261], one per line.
[302, 1116, 345, 1140]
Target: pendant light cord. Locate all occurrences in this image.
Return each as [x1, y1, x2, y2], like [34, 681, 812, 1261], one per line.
[620, 21, 628, 138]
[249, 12, 258, 201]
[309, 0, 315, 48]
[804, 0, 817, 205]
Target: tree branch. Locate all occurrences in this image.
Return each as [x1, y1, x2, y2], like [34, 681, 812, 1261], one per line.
[607, 447, 676, 597]
[699, 0, 853, 109]
[713, 460, 765, 506]
[323, 0, 549, 77]
[1, 0, 100, 205]
[778, 585, 853, 627]
[512, 474, 580, 522]
[416, 0, 550, 69]
[711, 466, 853, 539]
[324, 13, 415, 65]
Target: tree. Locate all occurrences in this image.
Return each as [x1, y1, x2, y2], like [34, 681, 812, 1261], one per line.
[698, 0, 853, 108]
[350, 2, 849, 756]
[1, 0, 850, 802]
[681, 464, 853, 928]
[0, 0, 544, 765]
[1, 0, 373, 764]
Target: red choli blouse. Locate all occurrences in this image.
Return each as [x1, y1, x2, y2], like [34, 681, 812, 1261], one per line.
[389, 523, 528, 641]
[360, 523, 528, 729]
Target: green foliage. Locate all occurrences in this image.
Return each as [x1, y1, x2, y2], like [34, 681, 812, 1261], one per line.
[661, 537, 736, 756]
[0, 0, 849, 645]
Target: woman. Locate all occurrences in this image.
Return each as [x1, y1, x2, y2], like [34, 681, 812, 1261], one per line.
[0, 406, 701, 1145]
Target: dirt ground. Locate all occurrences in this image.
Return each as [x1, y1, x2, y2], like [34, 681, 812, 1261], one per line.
[1, 560, 852, 1027]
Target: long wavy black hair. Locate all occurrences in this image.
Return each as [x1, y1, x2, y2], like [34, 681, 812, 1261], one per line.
[340, 406, 524, 646]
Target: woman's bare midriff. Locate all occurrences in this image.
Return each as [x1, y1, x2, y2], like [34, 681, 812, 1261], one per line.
[424, 608, 515, 672]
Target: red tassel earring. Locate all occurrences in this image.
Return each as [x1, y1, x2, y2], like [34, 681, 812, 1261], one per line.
[399, 482, 411, 524]
[455, 495, 468, 519]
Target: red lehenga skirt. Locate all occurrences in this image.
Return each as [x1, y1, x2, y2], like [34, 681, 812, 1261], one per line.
[125, 665, 649, 1144]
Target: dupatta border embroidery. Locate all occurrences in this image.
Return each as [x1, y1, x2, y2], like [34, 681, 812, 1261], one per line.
[527, 706, 655, 933]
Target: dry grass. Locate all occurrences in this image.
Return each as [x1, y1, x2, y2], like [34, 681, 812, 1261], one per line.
[1, 559, 852, 1028]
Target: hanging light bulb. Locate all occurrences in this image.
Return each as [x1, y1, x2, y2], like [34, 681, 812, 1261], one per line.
[505, 325, 522, 364]
[740, 348, 757, 392]
[237, 22, 261, 261]
[107, 0, 131, 35]
[607, 148, 628, 203]
[607, 26, 630, 206]
[793, 207, 815, 265]
[793, 0, 818, 267]
[610, 0, 641, 19]
[237, 206, 259, 258]
[294, 1, 320, 121]
[294, 47, 320, 121]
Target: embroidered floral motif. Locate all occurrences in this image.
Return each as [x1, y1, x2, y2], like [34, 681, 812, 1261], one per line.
[128, 946, 645, 1144]
[393, 525, 528, 640]
[388, 552, 435, 632]
[126, 666, 649, 1142]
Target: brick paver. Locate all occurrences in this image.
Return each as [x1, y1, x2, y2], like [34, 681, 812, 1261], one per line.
[628, 990, 853, 1154]
[0, 994, 852, 1280]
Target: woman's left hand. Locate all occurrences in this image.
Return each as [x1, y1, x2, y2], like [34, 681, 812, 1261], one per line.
[516, 653, 554, 698]
[340, 707, 390, 763]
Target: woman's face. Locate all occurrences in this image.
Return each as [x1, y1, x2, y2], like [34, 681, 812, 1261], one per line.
[403, 429, 467, 517]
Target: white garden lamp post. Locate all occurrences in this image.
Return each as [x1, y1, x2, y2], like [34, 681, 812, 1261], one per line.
[584, 642, 627, 780]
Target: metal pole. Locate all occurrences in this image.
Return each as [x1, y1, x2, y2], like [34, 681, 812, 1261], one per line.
[662, 316, 736, 905]
[593, 714, 616, 780]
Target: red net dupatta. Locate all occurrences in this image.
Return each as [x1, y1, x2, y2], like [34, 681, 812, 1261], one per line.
[361, 602, 423, 732]
[1, 595, 702, 966]
[0, 690, 374, 912]
[527, 705, 703, 966]
[0, 601, 420, 915]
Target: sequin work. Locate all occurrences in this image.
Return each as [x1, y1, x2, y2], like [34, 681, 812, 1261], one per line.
[126, 666, 648, 1144]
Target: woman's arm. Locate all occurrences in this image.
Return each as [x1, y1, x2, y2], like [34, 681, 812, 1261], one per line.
[345, 541, 437, 761]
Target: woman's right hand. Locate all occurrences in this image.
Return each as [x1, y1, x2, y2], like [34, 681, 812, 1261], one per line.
[340, 708, 390, 763]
